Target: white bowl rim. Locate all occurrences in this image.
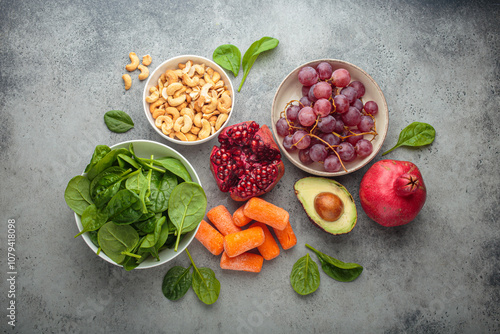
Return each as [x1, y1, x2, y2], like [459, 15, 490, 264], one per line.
[142, 55, 235, 146]
[75, 139, 202, 269]
[271, 58, 389, 177]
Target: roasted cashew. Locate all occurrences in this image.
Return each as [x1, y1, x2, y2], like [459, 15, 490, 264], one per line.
[198, 119, 211, 140]
[149, 98, 165, 114]
[146, 87, 159, 103]
[215, 113, 228, 131]
[179, 60, 192, 72]
[213, 80, 225, 90]
[165, 82, 184, 96]
[190, 126, 201, 135]
[165, 70, 179, 85]
[173, 86, 187, 98]
[217, 91, 232, 113]
[138, 64, 149, 80]
[176, 101, 188, 112]
[158, 78, 164, 95]
[165, 107, 180, 122]
[208, 115, 218, 127]
[122, 74, 132, 90]
[155, 115, 172, 129]
[167, 94, 186, 107]
[142, 55, 152, 66]
[199, 83, 213, 104]
[186, 133, 198, 141]
[193, 112, 203, 128]
[180, 107, 195, 120]
[193, 64, 205, 75]
[173, 115, 193, 133]
[125, 52, 140, 71]
[182, 73, 200, 87]
[152, 106, 166, 119]
[202, 91, 218, 113]
[175, 131, 188, 141]
[161, 122, 172, 135]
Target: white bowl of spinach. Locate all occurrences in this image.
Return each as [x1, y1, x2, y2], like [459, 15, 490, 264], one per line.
[64, 140, 207, 270]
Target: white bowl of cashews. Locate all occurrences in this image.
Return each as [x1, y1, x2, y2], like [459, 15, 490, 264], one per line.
[143, 55, 235, 145]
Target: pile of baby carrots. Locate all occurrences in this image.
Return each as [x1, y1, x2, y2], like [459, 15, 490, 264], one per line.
[195, 197, 297, 273]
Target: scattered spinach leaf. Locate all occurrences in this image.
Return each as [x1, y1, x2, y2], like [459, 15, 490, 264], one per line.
[213, 44, 241, 77]
[187, 249, 220, 305]
[97, 222, 139, 264]
[305, 244, 363, 282]
[382, 122, 436, 155]
[162, 265, 193, 301]
[104, 110, 134, 133]
[65, 175, 93, 215]
[168, 182, 207, 251]
[238, 36, 279, 92]
[290, 253, 320, 295]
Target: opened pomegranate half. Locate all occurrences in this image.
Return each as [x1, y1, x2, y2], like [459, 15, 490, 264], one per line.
[210, 121, 285, 201]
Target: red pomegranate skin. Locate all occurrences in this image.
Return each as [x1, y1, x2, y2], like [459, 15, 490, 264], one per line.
[359, 159, 426, 227]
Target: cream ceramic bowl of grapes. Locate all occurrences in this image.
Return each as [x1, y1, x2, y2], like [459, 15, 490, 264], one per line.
[143, 55, 235, 145]
[271, 59, 389, 177]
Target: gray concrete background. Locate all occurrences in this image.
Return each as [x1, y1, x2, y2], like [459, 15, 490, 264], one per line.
[1, 0, 499, 333]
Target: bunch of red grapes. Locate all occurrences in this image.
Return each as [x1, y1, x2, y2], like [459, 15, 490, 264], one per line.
[276, 62, 379, 173]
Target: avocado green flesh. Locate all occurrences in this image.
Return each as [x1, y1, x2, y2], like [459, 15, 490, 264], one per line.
[294, 177, 357, 235]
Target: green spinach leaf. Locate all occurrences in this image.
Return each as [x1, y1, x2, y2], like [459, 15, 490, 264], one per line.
[75, 204, 108, 238]
[238, 36, 279, 92]
[213, 44, 241, 77]
[86, 148, 129, 180]
[64, 175, 93, 215]
[149, 170, 178, 213]
[162, 265, 193, 301]
[382, 122, 436, 155]
[154, 157, 192, 182]
[168, 182, 207, 251]
[85, 145, 111, 173]
[104, 110, 134, 133]
[105, 189, 143, 225]
[97, 222, 139, 264]
[290, 253, 320, 295]
[90, 166, 134, 208]
[140, 216, 166, 249]
[306, 244, 363, 282]
[187, 249, 220, 305]
[133, 212, 157, 234]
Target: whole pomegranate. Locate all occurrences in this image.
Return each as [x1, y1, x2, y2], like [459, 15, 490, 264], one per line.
[210, 121, 285, 201]
[359, 159, 426, 227]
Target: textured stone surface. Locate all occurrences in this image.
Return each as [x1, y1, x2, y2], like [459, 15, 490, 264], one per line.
[1, 0, 499, 333]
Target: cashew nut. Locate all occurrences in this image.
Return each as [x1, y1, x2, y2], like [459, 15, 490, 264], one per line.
[198, 119, 211, 140]
[125, 52, 140, 72]
[165, 82, 184, 96]
[190, 126, 201, 135]
[202, 90, 218, 114]
[193, 64, 205, 75]
[152, 107, 166, 119]
[165, 70, 179, 85]
[149, 98, 165, 114]
[193, 111, 203, 127]
[182, 73, 200, 87]
[161, 122, 172, 135]
[173, 85, 187, 98]
[175, 131, 189, 141]
[217, 91, 232, 113]
[180, 107, 195, 120]
[155, 115, 172, 129]
[142, 54, 152, 66]
[146, 87, 159, 103]
[167, 94, 186, 107]
[180, 60, 192, 73]
[122, 74, 132, 90]
[215, 113, 228, 131]
[186, 133, 198, 141]
[138, 64, 149, 80]
[164, 107, 180, 122]
[173, 115, 193, 133]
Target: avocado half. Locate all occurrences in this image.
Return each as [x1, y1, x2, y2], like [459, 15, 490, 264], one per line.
[294, 177, 357, 235]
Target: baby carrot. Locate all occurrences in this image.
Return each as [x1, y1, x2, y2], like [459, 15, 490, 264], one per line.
[243, 197, 289, 230]
[207, 205, 242, 236]
[223, 226, 265, 258]
[249, 222, 280, 260]
[220, 251, 264, 273]
[195, 220, 224, 256]
[233, 204, 253, 227]
[273, 220, 297, 250]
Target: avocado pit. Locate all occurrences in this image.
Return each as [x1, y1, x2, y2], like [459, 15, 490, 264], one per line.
[314, 192, 344, 222]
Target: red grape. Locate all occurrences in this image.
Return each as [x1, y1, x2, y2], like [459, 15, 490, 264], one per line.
[333, 95, 349, 114]
[275, 117, 290, 136]
[354, 139, 373, 158]
[324, 154, 342, 172]
[292, 130, 311, 149]
[312, 81, 332, 100]
[317, 115, 336, 133]
[309, 144, 328, 162]
[331, 68, 351, 87]
[298, 66, 319, 86]
[316, 62, 333, 80]
[336, 142, 356, 161]
[358, 115, 374, 132]
[341, 106, 362, 126]
[313, 98, 332, 117]
[286, 104, 300, 121]
[348, 81, 365, 99]
[364, 101, 378, 115]
[298, 107, 316, 127]
[298, 148, 313, 165]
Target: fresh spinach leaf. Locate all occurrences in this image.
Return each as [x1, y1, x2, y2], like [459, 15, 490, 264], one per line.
[238, 36, 279, 92]
[98, 222, 139, 264]
[117, 153, 141, 170]
[88, 230, 99, 248]
[75, 204, 108, 238]
[306, 244, 363, 282]
[154, 157, 192, 182]
[213, 44, 241, 77]
[104, 110, 134, 133]
[85, 145, 111, 173]
[382, 122, 436, 155]
[290, 253, 320, 295]
[129, 144, 165, 173]
[149, 170, 178, 213]
[162, 265, 193, 301]
[90, 166, 134, 208]
[86, 148, 129, 180]
[187, 249, 220, 305]
[133, 212, 157, 234]
[140, 216, 166, 249]
[105, 189, 143, 225]
[65, 175, 93, 215]
[168, 182, 207, 251]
